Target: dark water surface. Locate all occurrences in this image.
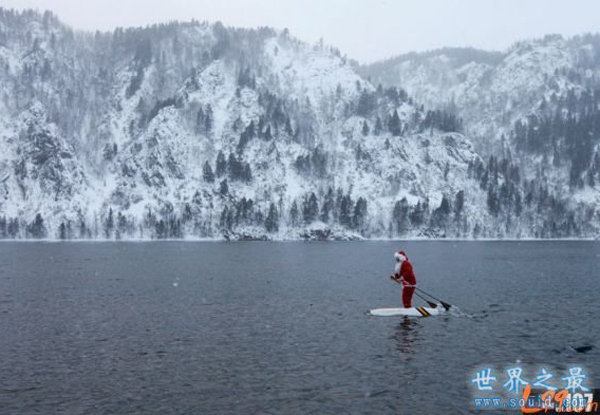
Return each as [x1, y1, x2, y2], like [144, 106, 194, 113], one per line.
[1, 241, 599, 414]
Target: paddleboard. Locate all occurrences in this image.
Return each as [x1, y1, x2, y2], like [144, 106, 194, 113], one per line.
[368, 306, 444, 317]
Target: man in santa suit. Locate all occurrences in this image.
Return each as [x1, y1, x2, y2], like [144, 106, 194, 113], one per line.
[391, 250, 417, 308]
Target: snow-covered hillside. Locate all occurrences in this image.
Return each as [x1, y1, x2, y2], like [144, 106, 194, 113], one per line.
[361, 35, 600, 235]
[0, 9, 598, 239]
[361, 36, 582, 150]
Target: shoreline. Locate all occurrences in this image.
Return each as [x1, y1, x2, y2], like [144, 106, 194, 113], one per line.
[0, 237, 597, 242]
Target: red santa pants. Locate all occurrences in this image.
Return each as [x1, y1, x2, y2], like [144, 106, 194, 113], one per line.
[402, 286, 415, 308]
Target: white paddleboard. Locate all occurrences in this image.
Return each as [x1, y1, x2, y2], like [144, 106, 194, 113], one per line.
[369, 306, 444, 317]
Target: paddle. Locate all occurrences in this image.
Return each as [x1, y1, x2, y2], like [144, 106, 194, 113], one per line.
[390, 276, 438, 308]
[415, 287, 453, 311]
[414, 291, 438, 308]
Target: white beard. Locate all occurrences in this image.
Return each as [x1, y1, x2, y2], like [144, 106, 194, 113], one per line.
[394, 261, 402, 274]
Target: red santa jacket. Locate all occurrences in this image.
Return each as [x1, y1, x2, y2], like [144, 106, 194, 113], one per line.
[397, 261, 416, 286]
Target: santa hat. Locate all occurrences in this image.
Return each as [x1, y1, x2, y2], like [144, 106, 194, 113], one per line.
[394, 250, 407, 262]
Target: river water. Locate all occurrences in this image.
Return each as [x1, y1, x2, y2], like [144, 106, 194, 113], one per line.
[0, 241, 599, 414]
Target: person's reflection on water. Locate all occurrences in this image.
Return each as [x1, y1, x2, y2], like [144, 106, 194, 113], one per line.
[392, 317, 422, 357]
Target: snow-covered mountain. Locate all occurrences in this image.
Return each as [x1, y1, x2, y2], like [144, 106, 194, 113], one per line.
[361, 36, 583, 152]
[361, 35, 600, 233]
[0, 9, 597, 239]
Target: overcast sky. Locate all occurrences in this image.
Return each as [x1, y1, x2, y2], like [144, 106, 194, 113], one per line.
[3, 0, 600, 63]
